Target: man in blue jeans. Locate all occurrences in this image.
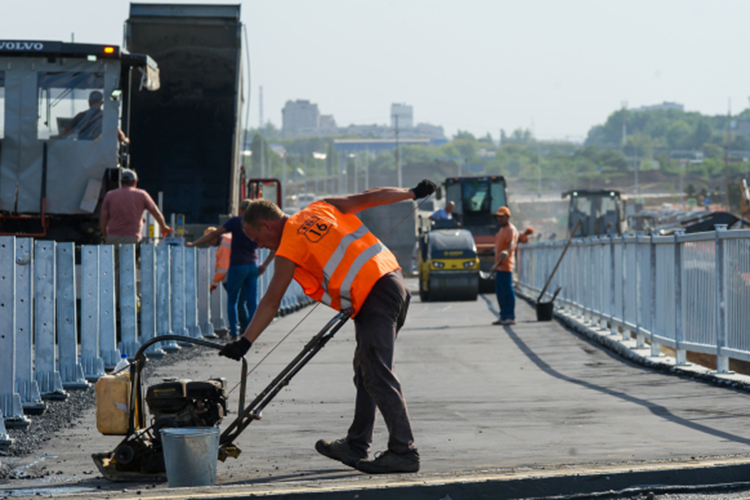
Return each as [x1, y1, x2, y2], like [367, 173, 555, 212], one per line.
[188, 200, 274, 337]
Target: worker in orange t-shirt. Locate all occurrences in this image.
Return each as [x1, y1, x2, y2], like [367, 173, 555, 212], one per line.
[489, 206, 519, 325]
[217, 180, 437, 475]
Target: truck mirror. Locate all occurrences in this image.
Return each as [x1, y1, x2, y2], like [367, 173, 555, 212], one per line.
[436, 187, 443, 201]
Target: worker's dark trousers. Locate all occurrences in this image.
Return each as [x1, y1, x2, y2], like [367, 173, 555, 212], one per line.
[347, 271, 419, 459]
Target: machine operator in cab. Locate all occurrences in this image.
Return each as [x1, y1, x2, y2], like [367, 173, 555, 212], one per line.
[218, 180, 436, 474]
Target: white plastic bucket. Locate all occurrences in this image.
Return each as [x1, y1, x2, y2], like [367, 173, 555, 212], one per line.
[160, 426, 220, 487]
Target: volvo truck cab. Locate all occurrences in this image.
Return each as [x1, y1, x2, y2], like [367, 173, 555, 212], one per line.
[0, 40, 159, 242]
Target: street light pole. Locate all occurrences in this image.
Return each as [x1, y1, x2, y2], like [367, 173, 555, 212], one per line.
[394, 114, 401, 188]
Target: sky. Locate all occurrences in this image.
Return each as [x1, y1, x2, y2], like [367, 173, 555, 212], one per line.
[3, 0, 750, 142]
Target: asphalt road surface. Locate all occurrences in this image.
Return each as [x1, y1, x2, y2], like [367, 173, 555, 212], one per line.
[3, 280, 750, 499]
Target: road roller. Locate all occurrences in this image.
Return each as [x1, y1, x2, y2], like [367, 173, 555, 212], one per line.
[417, 224, 480, 302]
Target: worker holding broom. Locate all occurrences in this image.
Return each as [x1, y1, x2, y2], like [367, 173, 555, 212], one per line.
[218, 180, 436, 474]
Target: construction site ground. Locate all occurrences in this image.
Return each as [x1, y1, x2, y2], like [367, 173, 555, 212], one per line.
[4, 279, 750, 500]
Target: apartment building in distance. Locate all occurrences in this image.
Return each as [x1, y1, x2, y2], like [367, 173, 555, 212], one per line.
[280, 99, 445, 140]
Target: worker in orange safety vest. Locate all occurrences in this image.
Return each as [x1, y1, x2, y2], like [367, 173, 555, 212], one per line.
[217, 180, 437, 475]
[203, 226, 232, 292]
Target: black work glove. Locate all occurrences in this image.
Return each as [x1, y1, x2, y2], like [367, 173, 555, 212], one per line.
[411, 179, 436, 199]
[219, 337, 252, 360]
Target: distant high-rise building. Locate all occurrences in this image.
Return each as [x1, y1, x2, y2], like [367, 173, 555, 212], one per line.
[282, 99, 320, 137]
[391, 103, 413, 129]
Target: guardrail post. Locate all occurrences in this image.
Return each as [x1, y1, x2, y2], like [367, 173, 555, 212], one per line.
[585, 239, 594, 324]
[99, 245, 120, 369]
[140, 245, 164, 358]
[118, 244, 139, 358]
[185, 246, 202, 338]
[34, 241, 67, 400]
[621, 234, 629, 341]
[609, 234, 617, 335]
[0, 407, 11, 450]
[596, 237, 607, 330]
[714, 224, 730, 373]
[156, 244, 180, 353]
[56, 242, 88, 390]
[14, 238, 44, 413]
[80, 245, 105, 381]
[0, 237, 29, 429]
[171, 244, 189, 339]
[674, 230, 687, 365]
[198, 248, 215, 338]
[649, 232, 662, 357]
[634, 233, 645, 348]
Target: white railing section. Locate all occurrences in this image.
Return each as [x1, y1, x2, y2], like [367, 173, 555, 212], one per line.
[518, 225, 750, 375]
[0, 237, 312, 446]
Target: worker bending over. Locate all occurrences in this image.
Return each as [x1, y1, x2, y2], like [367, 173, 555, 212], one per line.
[219, 180, 436, 474]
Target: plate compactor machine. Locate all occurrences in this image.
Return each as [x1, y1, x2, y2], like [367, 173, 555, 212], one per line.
[93, 310, 351, 482]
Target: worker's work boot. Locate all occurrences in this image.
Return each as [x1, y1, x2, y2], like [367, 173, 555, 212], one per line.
[501, 319, 516, 325]
[354, 450, 420, 474]
[315, 438, 367, 467]
[492, 318, 504, 325]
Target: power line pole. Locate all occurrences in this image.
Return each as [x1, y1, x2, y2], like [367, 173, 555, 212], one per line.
[724, 99, 731, 209]
[365, 150, 369, 191]
[259, 136, 265, 178]
[259, 85, 264, 129]
[394, 114, 401, 188]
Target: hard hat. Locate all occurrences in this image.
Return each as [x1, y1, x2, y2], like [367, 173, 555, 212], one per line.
[494, 206, 511, 217]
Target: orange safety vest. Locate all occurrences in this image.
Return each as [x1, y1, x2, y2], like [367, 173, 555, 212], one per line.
[276, 201, 400, 315]
[212, 234, 232, 285]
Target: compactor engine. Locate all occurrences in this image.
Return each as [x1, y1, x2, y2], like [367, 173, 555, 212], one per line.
[146, 378, 227, 432]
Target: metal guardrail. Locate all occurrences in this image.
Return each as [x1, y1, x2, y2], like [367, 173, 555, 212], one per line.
[0, 237, 312, 448]
[518, 225, 750, 373]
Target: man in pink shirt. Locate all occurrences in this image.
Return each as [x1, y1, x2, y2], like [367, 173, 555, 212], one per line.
[99, 169, 171, 244]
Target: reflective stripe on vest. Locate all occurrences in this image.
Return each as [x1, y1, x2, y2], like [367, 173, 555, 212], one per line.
[321, 224, 369, 290]
[320, 241, 388, 309]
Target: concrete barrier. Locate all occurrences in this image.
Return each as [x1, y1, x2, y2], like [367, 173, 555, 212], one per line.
[34, 241, 66, 400]
[0, 237, 29, 428]
[56, 243, 88, 390]
[118, 244, 139, 358]
[80, 245, 105, 382]
[0, 236, 315, 427]
[14, 238, 44, 413]
[197, 248, 215, 338]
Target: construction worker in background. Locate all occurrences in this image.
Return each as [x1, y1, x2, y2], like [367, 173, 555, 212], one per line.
[218, 180, 436, 474]
[518, 227, 534, 244]
[204, 226, 249, 330]
[203, 227, 231, 292]
[489, 206, 519, 326]
[99, 169, 172, 244]
[515, 227, 534, 274]
[429, 200, 455, 221]
[187, 200, 275, 338]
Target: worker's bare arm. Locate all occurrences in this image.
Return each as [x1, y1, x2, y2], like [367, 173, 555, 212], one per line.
[146, 206, 172, 236]
[259, 250, 276, 275]
[186, 226, 227, 247]
[241, 256, 296, 343]
[324, 187, 415, 214]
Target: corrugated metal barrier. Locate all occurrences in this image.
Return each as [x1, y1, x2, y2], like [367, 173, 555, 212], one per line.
[518, 225, 750, 372]
[0, 238, 313, 448]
